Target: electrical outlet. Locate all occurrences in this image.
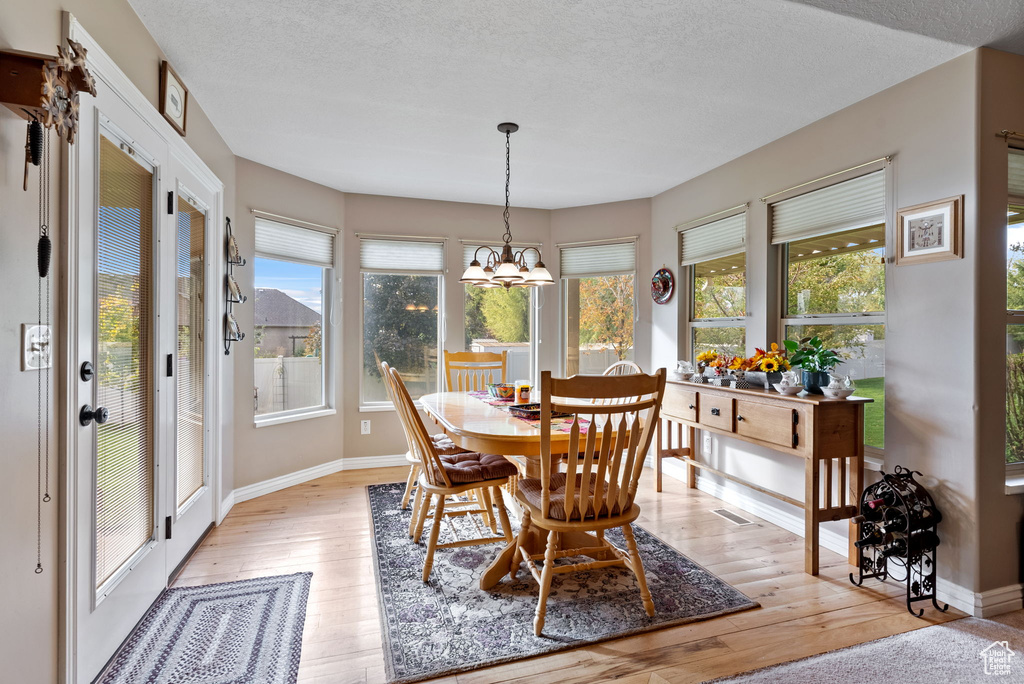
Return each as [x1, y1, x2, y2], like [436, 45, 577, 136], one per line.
[360, 419, 371, 435]
[702, 432, 713, 457]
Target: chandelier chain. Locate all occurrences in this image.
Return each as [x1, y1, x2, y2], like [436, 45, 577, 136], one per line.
[503, 130, 511, 245]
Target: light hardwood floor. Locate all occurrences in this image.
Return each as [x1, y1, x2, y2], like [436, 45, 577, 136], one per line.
[173, 467, 964, 683]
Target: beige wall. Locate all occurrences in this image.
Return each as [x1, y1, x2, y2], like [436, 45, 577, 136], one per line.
[232, 158, 345, 486]
[0, 1, 235, 682]
[650, 51, 987, 596]
[977, 48, 1024, 593]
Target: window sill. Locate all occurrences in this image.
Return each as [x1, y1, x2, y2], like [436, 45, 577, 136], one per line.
[254, 407, 336, 428]
[360, 401, 429, 414]
[1006, 475, 1024, 496]
[864, 455, 884, 472]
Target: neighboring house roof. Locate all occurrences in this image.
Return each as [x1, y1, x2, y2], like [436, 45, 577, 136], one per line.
[254, 288, 321, 327]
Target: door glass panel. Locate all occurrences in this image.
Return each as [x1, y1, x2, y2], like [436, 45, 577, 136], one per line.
[176, 194, 205, 507]
[95, 134, 155, 588]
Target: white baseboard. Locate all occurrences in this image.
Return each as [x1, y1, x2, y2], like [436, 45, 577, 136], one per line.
[220, 453, 408, 518]
[218, 490, 235, 525]
[647, 456, 1018, 618]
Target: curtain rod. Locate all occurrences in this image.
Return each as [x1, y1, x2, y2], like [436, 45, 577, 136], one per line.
[250, 209, 338, 233]
[759, 156, 892, 204]
[674, 203, 748, 232]
[458, 238, 542, 247]
[1000, 130, 1024, 143]
[556, 235, 638, 248]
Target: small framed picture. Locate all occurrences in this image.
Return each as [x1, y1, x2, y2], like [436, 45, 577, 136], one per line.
[159, 61, 188, 137]
[896, 195, 963, 265]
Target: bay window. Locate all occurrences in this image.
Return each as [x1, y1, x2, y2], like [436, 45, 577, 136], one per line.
[361, 238, 445, 404]
[679, 210, 747, 359]
[253, 217, 336, 422]
[560, 240, 636, 376]
[772, 168, 886, 449]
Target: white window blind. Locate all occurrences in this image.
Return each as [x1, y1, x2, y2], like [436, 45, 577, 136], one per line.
[771, 170, 885, 245]
[1010, 149, 1024, 201]
[559, 241, 636, 278]
[463, 243, 540, 270]
[255, 217, 335, 268]
[360, 238, 445, 273]
[679, 212, 746, 266]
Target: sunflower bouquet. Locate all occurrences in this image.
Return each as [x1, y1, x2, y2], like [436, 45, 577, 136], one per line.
[747, 343, 791, 373]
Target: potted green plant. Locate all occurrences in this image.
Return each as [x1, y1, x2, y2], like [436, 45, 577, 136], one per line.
[783, 337, 841, 394]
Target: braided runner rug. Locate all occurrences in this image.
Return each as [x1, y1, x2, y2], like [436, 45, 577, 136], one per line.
[96, 572, 311, 684]
[368, 483, 758, 684]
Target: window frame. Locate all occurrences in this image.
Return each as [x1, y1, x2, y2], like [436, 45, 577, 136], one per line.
[252, 216, 339, 428]
[358, 236, 446, 410]
[1006, 148, 1024, 477]
[686, 258, 748, 361]
[558, 239, 638, 376]
[777, 201, 888, 457]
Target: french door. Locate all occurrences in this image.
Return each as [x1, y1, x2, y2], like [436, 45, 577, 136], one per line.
[70, 70, 218, 682]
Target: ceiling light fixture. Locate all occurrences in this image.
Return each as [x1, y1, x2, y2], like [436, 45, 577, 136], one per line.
[460, 123, 554, 289]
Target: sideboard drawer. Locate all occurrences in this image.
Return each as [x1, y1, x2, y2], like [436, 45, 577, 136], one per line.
[663, 386, 697, 422]
[735, 400, 796, 449]
[699, 393, 734, 432]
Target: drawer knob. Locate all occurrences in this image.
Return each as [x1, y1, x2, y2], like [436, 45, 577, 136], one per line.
[688, 404, 695, 410]
[737, 415, 744, 421]
[711, 408, 720, 416]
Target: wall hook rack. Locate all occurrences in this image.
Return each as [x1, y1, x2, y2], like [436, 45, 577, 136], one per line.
[224, 216, 245, 355]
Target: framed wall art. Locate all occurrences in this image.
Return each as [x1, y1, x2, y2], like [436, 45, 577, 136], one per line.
[896, 195, 963, 265]
[159, 60, 188, 136]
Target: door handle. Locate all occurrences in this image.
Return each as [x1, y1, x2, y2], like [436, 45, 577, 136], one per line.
[80, 405, 109, 427]
[710, 407, 720, 416]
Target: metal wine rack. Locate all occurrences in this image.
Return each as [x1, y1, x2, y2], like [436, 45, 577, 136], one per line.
[849, 465, 949, 616]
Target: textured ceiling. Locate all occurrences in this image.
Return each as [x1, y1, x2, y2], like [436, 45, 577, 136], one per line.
[788, 0, 1024, 55]
[125, 0, 980, 209]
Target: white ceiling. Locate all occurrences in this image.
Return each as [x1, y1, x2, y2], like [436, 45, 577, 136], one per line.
[124, 0, 1017, 209]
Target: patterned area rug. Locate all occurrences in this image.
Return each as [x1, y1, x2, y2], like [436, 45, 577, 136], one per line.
[368, 483, 758, 684]
[97, 573, 312, 684]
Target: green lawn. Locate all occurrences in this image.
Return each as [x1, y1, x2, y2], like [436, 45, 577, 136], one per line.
[854, 377, 885, 449]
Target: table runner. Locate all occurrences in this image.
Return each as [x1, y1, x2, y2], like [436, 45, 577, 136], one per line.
[466, 391, 590, 434]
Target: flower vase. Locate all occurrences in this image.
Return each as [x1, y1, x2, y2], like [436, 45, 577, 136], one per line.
[802, 370, 831, 394]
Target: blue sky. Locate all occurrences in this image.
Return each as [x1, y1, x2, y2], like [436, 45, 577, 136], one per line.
[254, 257, 324, 313]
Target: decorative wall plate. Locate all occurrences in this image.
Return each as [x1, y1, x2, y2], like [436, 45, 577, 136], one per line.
[652, 268, 674, 304]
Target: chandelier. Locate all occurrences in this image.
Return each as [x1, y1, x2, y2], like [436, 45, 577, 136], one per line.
[460, 123, 554, 289]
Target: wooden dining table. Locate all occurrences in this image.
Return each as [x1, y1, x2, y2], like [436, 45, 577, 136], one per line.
[419, 391, 617, 589]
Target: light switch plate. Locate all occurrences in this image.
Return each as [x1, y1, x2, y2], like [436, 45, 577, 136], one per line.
[22, 324, 52, 371]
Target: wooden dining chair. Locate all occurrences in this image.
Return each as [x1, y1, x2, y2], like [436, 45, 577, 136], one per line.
[512, 368, 667, 636]
[377, 357, 467, 512]
[443, 350, 507, 391]
[386, 365, 517, 581]
[603, 360, 643, 377]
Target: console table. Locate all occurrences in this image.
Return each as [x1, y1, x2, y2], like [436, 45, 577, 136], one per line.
[656, 379, 872, 575]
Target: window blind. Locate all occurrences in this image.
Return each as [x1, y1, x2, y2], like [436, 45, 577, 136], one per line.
[255, 217, 335, 268]
[559, 241, 636, 278]
[96, 133, 155, 588]
[463, 243, 540, 270]
[360, 238, 445, 273]
[679, 212, 745, 266]
[1010, 149, 1024, 201]
[771, 170, 885, 245]
[176, 194, 204, 509]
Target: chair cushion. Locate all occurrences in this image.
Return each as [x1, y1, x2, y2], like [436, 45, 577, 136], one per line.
[434, 452, 518, 484]
[431, 434, 469, 455]
[517, 473, 627, 521]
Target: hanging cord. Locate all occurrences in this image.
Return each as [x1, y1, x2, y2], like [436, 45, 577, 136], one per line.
[34, 130, 49, 574]
[43, 131, 51, 505]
